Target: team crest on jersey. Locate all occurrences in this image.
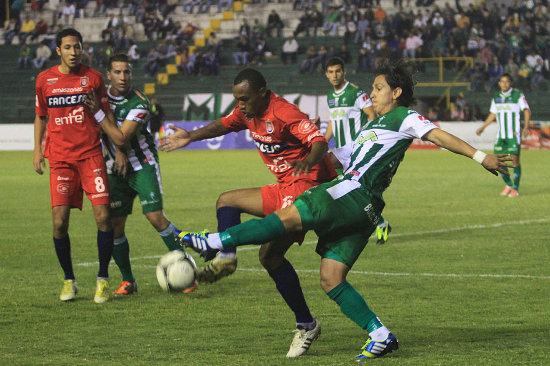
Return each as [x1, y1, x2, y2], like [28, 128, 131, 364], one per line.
[266, 120, 274, 133]
[80, 77, 89, 87]
[47, 78, 58, 85]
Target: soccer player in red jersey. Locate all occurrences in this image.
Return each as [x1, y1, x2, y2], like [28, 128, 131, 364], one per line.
[33, 28, 127, 303]
[160, 68, 336, 357]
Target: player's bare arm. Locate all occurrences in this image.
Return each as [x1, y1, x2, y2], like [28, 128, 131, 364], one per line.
[290, 140, 329, 176]
[476, 113, 496, 136]
[522, 108, 532, 139]
[324, 118, 334, 142]
[33, 115, 47, 175]
[424, 128, 513, 176]
[159, 119, 231, 151]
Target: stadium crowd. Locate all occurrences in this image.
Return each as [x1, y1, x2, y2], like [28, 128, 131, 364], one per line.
[3, 0, 549, 91]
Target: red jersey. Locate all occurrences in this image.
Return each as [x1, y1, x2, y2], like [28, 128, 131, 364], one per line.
[221, 91, 336, 184]
[35, 64, 110, 161]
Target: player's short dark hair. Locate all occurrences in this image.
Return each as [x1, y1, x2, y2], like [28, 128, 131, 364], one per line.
[375, 59, 416, 107]
[500, 73, 513, 83]
[56, 28, 83, 47]
[325, 57, 345, 71]
[107, 53, 131, 70]
[233, 68, 267, 91]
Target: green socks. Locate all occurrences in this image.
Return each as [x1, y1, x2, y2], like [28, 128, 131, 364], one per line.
[159, 222, 181, 251]
[221, 213, 287, 248]
[513, 165, 521, 190]
[112, 235, 135, 283]
[327, 281, 383, 333]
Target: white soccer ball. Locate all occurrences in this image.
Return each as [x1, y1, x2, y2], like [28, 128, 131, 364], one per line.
[156, 250, 197, 292]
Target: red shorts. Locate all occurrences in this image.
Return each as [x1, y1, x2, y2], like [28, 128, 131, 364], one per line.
[261, 179, 320, 245]
[49, 155, 110, 209]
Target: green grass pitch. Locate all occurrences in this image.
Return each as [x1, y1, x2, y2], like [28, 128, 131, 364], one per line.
[0, 149, 548, 365]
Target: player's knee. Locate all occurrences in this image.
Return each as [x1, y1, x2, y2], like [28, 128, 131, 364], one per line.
[320, 276, 340, 293]
[94, 210, 111, 231]
[52, 218, 69, 237]
[215, 191, 233, 209]
[258, 251, 283, 271]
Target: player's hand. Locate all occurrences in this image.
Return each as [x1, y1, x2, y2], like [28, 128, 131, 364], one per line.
[522, 126, 530, 139]
[158, 124, 192, 151]
[33, 149, 46, 175]
[290, 159, 313, 176]
[84, 90, 99, 114]
[475, 127, 484, 136]
[481, 153, 514, 176]
[114, 150, 129, 178]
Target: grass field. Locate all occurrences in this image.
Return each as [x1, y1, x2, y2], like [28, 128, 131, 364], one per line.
[1, 149, 549, 365]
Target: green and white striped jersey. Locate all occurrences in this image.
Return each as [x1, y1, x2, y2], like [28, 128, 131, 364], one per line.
[489, 88, 530, 142]
[327, 81, 372, 148]
[341, 106, 437, 198]
[102, 87, 158, 174]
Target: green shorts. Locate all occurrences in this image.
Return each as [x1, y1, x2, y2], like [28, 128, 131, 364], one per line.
[294, 179, 384, 268]
[108, 163, 163, 217]
[494, 137, 520, 155]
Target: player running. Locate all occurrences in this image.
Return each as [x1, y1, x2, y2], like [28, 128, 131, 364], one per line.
[100, 53, 187, 296]
[323, 56, 391, 244]
[176, 60, 513, 360]
[476, 73, 531, 197]
[33, 28, 127, 303]
[159, 68, 336, 357]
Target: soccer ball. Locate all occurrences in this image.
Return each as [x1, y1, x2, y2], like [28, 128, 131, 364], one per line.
[156, 250, 197, 292]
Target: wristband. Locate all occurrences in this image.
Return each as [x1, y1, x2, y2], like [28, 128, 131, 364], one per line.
[472, 150, 487, 164]
[94, 110, 106, 123]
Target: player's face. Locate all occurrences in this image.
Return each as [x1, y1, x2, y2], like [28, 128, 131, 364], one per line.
[325, 64, 346, 89]
[233, 80, 268, 118]
[498, 76, 512, 93]
[56, 35, 82, 70]
[370, 75, 401, 116]
[107, 61, 132, 96]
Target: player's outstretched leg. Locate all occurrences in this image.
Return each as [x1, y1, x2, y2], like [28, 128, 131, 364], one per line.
[175, 230, 219, 259]
[375, 218, 392, 245]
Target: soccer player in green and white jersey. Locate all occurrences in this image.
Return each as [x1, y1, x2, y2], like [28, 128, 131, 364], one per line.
[324, 57, 391, 245]
[176, 60, 512, 360]
[476, 73, 531, 197]
[101, 53, 185, 296]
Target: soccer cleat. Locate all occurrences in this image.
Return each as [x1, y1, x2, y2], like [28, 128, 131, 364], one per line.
[113, 281, 138, 296]
[508, 189, 519, 197]
[500, 185, 513, 196]
[94, 279, 110, 303]
[376, 223, 392, 245]
[196, 255, 238, 283]
[356, 332, 399, 360]
[176, 230, 218, 260]
[286, 319, 321, 358]
[60, 279, 77, 301]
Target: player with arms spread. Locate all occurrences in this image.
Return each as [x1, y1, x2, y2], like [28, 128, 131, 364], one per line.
[176, 60, 512, 360]
[160, 68, 336, 357]
[476, 73, 531, 197]
[324, 56, 391, 244]
[33, 28, 129, 303]
[101, 53, 186, 296]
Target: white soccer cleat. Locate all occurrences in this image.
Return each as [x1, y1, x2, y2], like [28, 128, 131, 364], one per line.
[286, 319, 321, 358]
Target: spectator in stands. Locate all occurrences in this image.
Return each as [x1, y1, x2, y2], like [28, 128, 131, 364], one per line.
[300, 44, 317, 73]
[281, 35, 299, 65]
[323, 7, 340, 36]
[251, 36, 269, 65]
[207, 32, 221, 55]
[3, 19, 20, 46]
[82, 41, 94, 65]
[18, 43, 31, 69]
[310, 44, 328, 73]
[176, 45, 191, 75]
[504, 57, 519, 82]
[266, 9, 284, 38]
[251, 18, 266, 44]
[373, 4, 387, 22]
[239, 19, 251, 39]
[486, 57, 504, 92]
[309, 6, 324, 37]
[233, 35, 251, 65]
[19, 16, 36, 45]
[9, 0, 24, 21]
[30, 18, 49, 42]
[294, 9, 311, 37]
[182, 0, 202, 14]
[203, 49, 220, 75]
[530, 57, 546, 90]
[177, 22, 200, 44]
[60, 1, 76, 27]
[355, 13, 369, 44]
[143, 11, 160, 41]
[335, 44, 351, 64]
[102, 15, 118, 43]
[343, 14, 357, 44]
[218, 0, 233, 12]
[33, 41, 52, 70]
[403, 30, 423, 59]
[144, 46, 161, 76]
[469, 62, 485, 92]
